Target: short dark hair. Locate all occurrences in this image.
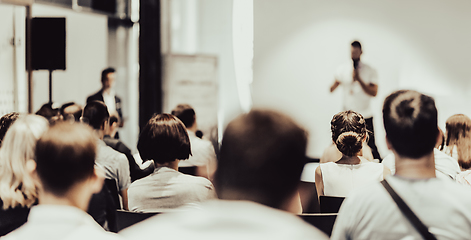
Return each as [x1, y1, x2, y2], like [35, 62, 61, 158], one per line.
[35, 122, 97, 196]
[351, 41, 362, 50]
[0, 112, 20, 145]
[216, 110, 308, 209]
[101, 67, 115, 84]
[383, 90, 438, 158]
[109, 115, 119, 126]
[35, 103, 61, 124]
[138, 113, 191, 164]
[171, 104, 196, 128]
[82, 101, 110, 130]
[331, 110, 367, 156]
[60, 102, 82, 122]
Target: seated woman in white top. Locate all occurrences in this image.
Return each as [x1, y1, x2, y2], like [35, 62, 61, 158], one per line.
[445, 114, 471, 185]
[315, 110, 390, 198]
[127, 114, 216, 212]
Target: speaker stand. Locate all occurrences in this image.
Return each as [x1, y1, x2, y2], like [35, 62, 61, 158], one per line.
[48, 69, 53, 104]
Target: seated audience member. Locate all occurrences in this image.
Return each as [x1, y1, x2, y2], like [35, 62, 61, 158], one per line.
[0, 112, 20, 147]
[2, 122, 121, 239]
[382, 125, 460, 180]
[320, 142, 373, 163]
[103, 115, 154, 182]
[316, 110, 390, 198]
[82, 101, 131, 210]
[0, 115, 48, 236]
[171, 104, 217, 179]
[120, 110, 328, 239]
[60, 102, 83, 122]
[35, 103, 61, 124]
[444, 114, 471, 185]
[127, 114, 216, 212]
[331, 90, 471, 240]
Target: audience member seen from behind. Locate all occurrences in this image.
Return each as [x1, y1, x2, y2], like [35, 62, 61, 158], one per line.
[315, 110, 390, 198]
[445, 114, 471, 185]
[331, 90, 471, 240]
[171, 104, 217, 180]
[121, 110, 328, 239]
[60, 102, 83, 122]
[127, 114, 216, 212]
[82, 101, 131, 210]
[0, 115, 48, 236]
[103, 115, 154, 182]
[0, 112, 20, 147]
[35, 103, 61, 124]
[2, 122, 122, 240]
[381, 125, 460, 180]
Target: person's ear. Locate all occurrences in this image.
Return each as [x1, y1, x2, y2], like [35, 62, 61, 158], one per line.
[101, 120, 108, 131]
[89, 166, 105, 194]
[26, 159, 39, 181]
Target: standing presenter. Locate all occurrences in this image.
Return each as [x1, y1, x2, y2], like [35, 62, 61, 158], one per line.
[330, 41, 380, 160]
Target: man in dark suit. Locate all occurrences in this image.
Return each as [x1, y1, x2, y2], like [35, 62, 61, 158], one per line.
[87, 67, 123, 124]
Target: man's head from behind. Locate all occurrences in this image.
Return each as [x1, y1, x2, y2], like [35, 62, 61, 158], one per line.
[35, 122, 102, 209]
[82, 101, 110, 131]
[383, 90, 438, 159]
[216, 109, 308, 210]
[60, 102, 82, 122]
[171, 104, 196, 129]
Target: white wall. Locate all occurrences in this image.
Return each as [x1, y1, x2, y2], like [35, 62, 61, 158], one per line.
[253, 0, 471, 158]
[169, 0, 242, 142]
[31, 4, 108, 112]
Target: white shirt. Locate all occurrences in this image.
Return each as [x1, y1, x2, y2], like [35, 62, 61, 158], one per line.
[382, 149, 461, 180]
[102, 90, 117, 115]
[320, 162, 384, 197]
[2, 205, 122, 240]
[334, 61, 378, 118]
[331, 175, 471, 240]
[120, 200, 328, 240]
[178, 130, 217, 173]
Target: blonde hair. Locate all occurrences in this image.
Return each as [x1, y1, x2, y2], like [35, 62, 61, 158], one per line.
[0, 115, 49, 209]
[445, 114, 471, 169]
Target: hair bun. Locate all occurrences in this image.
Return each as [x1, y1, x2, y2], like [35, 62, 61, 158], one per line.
[336, 131, 362, 156]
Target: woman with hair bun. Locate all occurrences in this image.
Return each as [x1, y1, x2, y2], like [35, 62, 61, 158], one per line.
[315, 110, 390, 198]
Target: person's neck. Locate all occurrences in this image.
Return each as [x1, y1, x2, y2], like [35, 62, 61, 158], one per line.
[38, 185, 90, 211]
[102, 87, 112, 95]
[155, 160, 179, 171]
[94, 129, 105, 140]
[336, 155, 362, 164]
[394, 151, 436, 179]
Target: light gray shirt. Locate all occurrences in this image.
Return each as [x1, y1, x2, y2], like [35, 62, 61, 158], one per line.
[128, 167, 216, 212]
[2, 205, 122, 240]
[96, 140, 131, 191]
[120, 200, 328, 240]
[331, 175, 471, 240]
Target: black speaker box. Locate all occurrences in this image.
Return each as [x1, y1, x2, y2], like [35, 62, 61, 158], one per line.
[31, 17, 66, 70]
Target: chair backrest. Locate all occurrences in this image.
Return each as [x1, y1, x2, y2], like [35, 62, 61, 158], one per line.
[298, 213, 337, 237]
[319, 196, 345, 213]
[104, 178, 120, 209]
[115, 210, 159, 232]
